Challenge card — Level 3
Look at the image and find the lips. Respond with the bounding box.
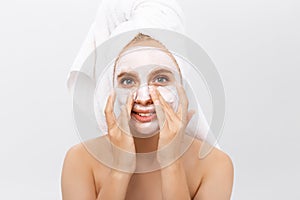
[131,106,156,122]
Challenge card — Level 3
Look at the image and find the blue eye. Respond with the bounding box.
[154,76,168,83]
[120,78,135,86]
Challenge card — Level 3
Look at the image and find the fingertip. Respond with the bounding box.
[187,110,196,121]
[154,100,160,106]
[107,90,116,105]
[111,90,116,99]
[175,83,183,94]
[149,86,159,101]
[191,109,196,115]
[149,85,155,95]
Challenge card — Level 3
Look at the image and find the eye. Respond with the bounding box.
[153,76,169,84]
[120,78,135,87]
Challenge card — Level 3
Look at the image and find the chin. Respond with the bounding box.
[129,119,160,138]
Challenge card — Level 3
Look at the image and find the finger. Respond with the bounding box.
[176,84,188,113]
[187,110,195,124]
[151,87,175,120]
[157,93,178,126]
[149,86,166,128]
[176,84,188,121]
[118,105,131,135]
[149,86,159,105]
[126,91,134,117]
[105,90,117,130]
[157,90,175,117]
[150,86,177,128]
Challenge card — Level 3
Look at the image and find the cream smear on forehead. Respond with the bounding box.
[115,46,178,77]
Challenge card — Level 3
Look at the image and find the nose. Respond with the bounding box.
[134,85,153,105]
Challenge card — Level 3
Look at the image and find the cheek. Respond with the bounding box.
[115,88,132,105]
[157,86,179,111]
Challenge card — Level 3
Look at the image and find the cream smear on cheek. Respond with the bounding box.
[156,85,179,112]
[114,47,181,136]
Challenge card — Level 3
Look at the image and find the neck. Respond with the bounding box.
[133,133,160,170]
[133,133,159,153]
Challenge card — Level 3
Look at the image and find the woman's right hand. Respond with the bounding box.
[104,91,136,174]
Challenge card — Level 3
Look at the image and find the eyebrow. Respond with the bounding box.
[148,68,174,79]
[117,71,139,79]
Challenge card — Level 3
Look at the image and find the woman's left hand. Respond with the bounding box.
[149,84,194,166]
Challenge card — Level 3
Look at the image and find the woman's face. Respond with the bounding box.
[114,47,181,137]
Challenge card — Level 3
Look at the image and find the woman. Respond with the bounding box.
[61,33,234,200]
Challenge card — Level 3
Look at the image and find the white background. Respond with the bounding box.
[0,0,299,199]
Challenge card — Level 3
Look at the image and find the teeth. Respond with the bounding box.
[138,113,152,117]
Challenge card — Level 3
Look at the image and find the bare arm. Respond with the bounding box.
[193,152,234,200]
[96,90,136,199]
[160,160,191,200]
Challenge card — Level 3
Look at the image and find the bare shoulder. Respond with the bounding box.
[198,140,233,172]
[61,142,98,199]
[62,136,111,172]
[63,142,93,167]
[182,135,233,171]
[185,137,234,200]
[61,136,111,200]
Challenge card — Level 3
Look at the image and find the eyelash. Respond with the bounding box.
[153,76,169,84]
[120,78,135,87]
[119,75,170,87]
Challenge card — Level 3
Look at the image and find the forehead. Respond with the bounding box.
[115,47,178,74]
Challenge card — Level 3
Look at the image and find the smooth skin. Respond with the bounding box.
[61,85,234,200]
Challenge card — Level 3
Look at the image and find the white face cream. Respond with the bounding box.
[114,47,181,137]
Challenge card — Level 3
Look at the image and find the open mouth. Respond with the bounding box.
[131,109,157,123]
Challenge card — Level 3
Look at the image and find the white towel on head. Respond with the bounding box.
[67,0,186,94]
[67,0,221,152]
